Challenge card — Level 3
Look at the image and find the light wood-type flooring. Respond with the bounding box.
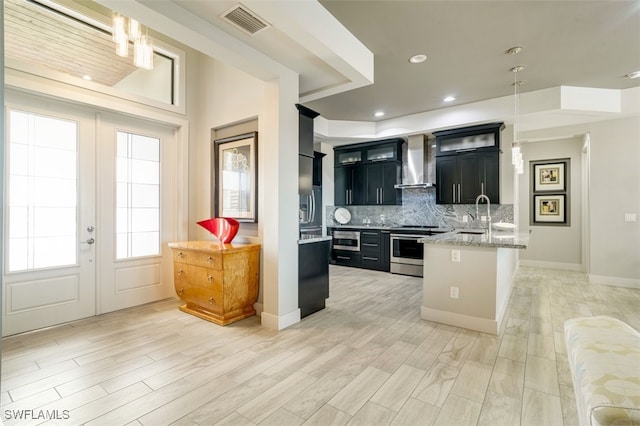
[2,265,640,425]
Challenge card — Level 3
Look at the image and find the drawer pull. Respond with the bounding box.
[209,297,214,304]
[207,256,213,263]
[362,243,378,247]
[336,256,351,260]
[207,275,213,283]
[178,251,184,258]
[179,288,184,295]
[362,256,378,261]
[177,269,184,275]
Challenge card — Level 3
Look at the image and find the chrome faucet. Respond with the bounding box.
[475,194,491,226]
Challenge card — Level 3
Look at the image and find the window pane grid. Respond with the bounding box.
[7,110,78,272]
[116,131,161,259]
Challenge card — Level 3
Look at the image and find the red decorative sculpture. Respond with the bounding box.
[196,217,240,243]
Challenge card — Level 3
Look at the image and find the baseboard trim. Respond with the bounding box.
[261,309,301,330]
[421,307,498,335]
[589,274,640,289]
[519,259,584,272]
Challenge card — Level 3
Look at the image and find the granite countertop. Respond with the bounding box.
[418,229,530,249]
[298,235,332,245]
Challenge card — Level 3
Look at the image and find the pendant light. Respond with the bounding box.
[112,13,154,70]
[511,65,525,175]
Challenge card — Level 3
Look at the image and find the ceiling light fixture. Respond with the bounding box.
[626,71,640,79]
[409,54,427,64]
[374,111,385,117]
[505,46,524,55]
[443,96,456,103]
[112,13,154,70]
[511,65,525,175]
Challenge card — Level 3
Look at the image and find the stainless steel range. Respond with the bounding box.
[389,226,446,277]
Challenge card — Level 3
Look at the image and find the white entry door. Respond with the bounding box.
[96,113,177,314]
[3,94,97,336]
[3,94,179,336]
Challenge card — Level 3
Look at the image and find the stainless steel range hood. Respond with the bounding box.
[394,134,435,189]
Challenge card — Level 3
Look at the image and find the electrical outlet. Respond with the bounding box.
[462,215,469,223]
[625,213,637,222]
[451,249,461,262]
[481,215,487,222]
[450,286,459,299]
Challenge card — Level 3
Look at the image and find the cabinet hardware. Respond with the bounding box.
[380,188,383,203]
[177,269,183,275]
[481,182,484,196]
[361,232,378,236]
[207,275,213,283]
[458,184,461,203]
[336,255,351,260]
[452,184,456,203]
[456,148,478,153]
[179,288,184,295]
[178,251,184,258]
[209,297,214,304]
[207,256,212,263]
[362,256,378,261]
[362,243,378,247]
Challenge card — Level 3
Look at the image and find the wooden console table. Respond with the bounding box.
[168,241,260,326]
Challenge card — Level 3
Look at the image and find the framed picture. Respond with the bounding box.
[213,132,258,222]
[533,194,566,224]
[534,161,565,192]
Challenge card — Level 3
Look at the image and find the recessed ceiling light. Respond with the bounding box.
[443,96,456,103]
[626,71,640,79]
[374,111,385,117]
[409,54,427,64]
[505,46,524,55]
[82,74,92,81]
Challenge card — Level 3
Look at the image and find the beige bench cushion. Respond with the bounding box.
[564,316,640,426]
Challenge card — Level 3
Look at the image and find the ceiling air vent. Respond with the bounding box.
[221,4,270,36]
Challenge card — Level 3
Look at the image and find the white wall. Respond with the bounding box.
[518,137,583,269]
[522,116,640,286]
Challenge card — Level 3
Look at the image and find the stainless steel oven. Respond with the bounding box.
[332,230,360,252]
[390,234,425,277]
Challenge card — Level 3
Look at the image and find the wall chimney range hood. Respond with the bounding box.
[394,135,434,189]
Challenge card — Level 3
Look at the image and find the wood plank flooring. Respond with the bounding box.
[2,265,640,425]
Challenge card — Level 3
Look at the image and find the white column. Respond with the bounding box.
[259,70,301,330]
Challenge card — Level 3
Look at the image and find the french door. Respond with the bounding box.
[3,92,178,336]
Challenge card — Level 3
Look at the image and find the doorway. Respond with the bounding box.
[3,92,179,336]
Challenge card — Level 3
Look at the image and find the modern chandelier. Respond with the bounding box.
[112,13,154,70]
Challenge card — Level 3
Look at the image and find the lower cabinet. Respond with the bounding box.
[299,239,330,318]
[330,228,389,272]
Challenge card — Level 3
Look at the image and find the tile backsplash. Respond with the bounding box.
[326,187,513,228]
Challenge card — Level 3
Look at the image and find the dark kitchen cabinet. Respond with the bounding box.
[334,165,364,206]
[360,230,389,271]
[364,162,402,205]
[313,151,326,186]
[334,139,403,206]
[434,122,504,156]
[299,239,330,318]
[436,152,500,204]
[331,250,361,267]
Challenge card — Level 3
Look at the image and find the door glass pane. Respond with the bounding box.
[7,110,78,272]
[116,131,161,259]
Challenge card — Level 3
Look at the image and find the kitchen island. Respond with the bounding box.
[419,229,529,335]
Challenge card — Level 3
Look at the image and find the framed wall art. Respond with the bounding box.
[533,161,566,192]
[533,194,566,224]
[530,158,570,227]
[213,131,258,222]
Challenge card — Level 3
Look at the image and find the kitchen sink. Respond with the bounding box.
[455,229,486,235]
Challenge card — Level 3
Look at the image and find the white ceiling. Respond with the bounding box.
[7,0,640,139]
[308,0,640,122]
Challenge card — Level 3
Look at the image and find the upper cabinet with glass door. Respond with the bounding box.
[434,122,504,156]
[334,138,403,167]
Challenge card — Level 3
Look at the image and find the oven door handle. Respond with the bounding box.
[390,234,428,240]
